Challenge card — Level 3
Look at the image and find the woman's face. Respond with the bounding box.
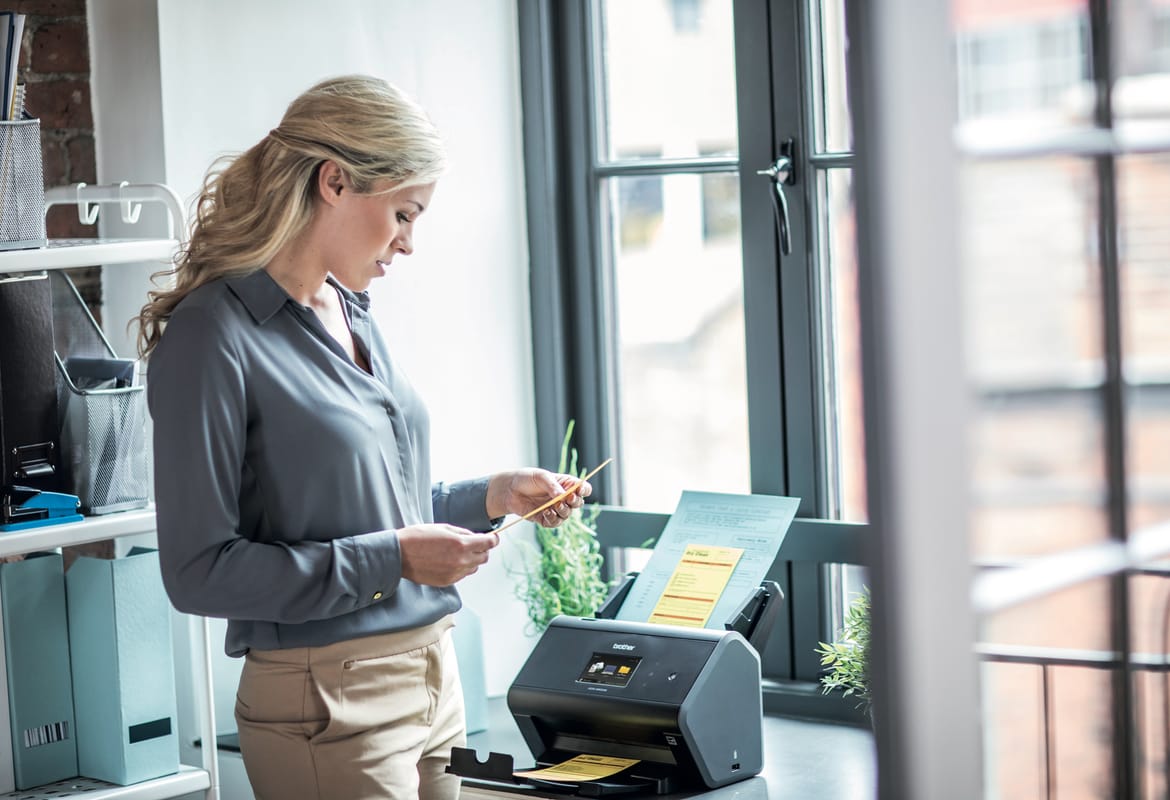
[327,180,437,292]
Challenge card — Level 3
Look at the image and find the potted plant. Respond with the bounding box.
[815,587,872,716]
[512,421,612,634]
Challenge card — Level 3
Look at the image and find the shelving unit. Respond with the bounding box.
[0,184,219,800]
[0,508,156,561]
[0,239,179,274]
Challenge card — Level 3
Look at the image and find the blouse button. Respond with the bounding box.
[372,591,383,601]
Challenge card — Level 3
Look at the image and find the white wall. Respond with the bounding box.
[90,0,544,721]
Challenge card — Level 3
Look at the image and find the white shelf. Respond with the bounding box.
[0,507,156,559]
[0,239,178,273]
[0,764,210,800]
[1,185,218,800]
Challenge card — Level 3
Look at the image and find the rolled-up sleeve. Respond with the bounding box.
[148,305,402,624]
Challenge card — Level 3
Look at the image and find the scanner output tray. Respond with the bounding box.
[447,747,673,796]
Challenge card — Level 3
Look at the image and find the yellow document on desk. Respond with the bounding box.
[514,754,640,782]
[647,544,744,627]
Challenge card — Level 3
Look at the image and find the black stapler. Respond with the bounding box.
[0,485,83,532]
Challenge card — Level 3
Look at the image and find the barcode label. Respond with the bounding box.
[22,720,69,748]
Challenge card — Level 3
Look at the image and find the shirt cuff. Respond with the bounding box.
[432,476,501,532]
[348,528,402,604]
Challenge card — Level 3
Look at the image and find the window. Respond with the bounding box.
[954,1,1170,795]
[518,0,868,714]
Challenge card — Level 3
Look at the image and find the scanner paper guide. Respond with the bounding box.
[615,491,799,628]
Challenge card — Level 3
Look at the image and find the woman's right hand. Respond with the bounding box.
[397,524,500,587]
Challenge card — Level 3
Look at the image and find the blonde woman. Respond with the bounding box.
[140,75,590,800]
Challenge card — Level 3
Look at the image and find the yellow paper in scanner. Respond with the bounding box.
[647,543,744,627]
[514,754,641,781]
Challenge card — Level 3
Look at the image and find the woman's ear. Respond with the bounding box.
[316,160,347,207]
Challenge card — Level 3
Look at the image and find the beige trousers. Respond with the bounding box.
[235,617,467,800]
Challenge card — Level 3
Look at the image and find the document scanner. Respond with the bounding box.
[449,578,782,796]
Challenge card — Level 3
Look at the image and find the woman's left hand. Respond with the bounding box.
[486,468,592,528]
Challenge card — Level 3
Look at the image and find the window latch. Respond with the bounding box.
[755,138,797,256]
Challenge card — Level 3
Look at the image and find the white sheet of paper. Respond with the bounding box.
[615,491,799,628]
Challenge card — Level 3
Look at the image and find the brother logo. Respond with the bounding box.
[612,643,636,651]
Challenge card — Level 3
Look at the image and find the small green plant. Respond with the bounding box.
[815,587,871,715]
[512,421,611,634]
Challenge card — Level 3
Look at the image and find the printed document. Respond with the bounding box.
[616,491,799,628]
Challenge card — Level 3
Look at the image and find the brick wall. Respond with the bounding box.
[12,0,111,561]
[14,0,101,319]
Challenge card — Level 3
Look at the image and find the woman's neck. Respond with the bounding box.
[265,242,329,307]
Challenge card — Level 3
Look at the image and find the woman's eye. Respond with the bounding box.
[396,212,410,224]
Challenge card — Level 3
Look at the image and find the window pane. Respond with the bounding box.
[605,173,750,511]
[953,3,1092,133]
[1120,154,1170,534]
[598,0,738,162]
[980,580,1115,799]
[961,158,1108,557]
[1114,1,1170,135]
[981,659,1115,799]
[1119,150,1170,800]
[1131,571,1170,799]
[982,580,1111,651]
[817,168,865,522]
[811,0,852,153]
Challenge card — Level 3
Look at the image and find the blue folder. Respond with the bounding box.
[1,552,79,789]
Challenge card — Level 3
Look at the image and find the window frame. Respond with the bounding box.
[517,0,869,718]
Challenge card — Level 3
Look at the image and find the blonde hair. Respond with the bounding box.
[136,75,447,358]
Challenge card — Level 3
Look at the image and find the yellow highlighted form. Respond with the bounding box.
[647,544,744,627]
[514,753,641,782]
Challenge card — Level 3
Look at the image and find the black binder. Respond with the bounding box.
[0,272,61,491]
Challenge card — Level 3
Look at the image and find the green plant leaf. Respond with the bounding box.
[510,420,613,635]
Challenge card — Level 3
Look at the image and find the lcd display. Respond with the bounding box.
[577,652,642,687]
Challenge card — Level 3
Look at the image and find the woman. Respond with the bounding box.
[139,75,589,799]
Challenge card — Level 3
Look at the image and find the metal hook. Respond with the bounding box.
[117,181,142,224]
[75,182,99,225]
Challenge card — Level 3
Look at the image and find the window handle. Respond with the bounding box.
[755,139,797,256]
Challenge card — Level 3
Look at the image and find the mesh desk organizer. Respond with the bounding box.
[0,118,47,251]
[51,270,149,514]
[42,183,185,515]
[448,577,783,796]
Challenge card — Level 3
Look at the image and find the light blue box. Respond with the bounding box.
[453,606,488,734]
[0,552,78,789]
[66,547,179,785]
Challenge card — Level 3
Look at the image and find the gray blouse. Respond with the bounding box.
[146,269,495,657]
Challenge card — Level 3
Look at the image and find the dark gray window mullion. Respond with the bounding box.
[769,0,832,682]
[734,0,795,679]
[1088,0,1135,794]
[768,0,819,518]
[552,0,617,501]
[734,0,787,501]
[519,0,573,475]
